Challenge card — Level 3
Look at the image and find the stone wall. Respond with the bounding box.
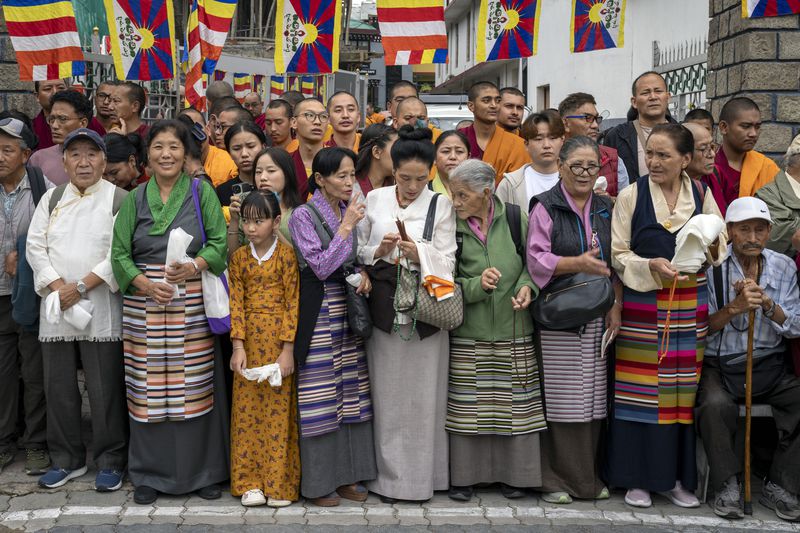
[0,10,38,117]
[707,0,800,160]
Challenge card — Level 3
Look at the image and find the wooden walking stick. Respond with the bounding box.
[744,308,756,515]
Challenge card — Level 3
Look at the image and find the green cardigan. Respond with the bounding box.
[454,198,538,341]
[755,170,800,257]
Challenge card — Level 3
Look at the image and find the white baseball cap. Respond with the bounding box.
[725,196,772,224]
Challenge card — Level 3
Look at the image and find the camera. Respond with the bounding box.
[232,182,254,197]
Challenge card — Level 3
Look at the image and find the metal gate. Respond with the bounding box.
[653,38,708,121]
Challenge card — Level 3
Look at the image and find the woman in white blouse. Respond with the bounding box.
[357,126,457,502]
[26,128,129,491]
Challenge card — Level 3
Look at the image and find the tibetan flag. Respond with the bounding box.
[198,0,235,74]
[570,0,626,53]
[301,76,315,96]
[743,0,800,17]
[185,0,207,110]
[3,0,86,80]
[377,0,448,65]
[234,73,252,102]
[104,0,177,80]
[274,0,342,74]
[253,74,266,99]
[270,75,285,100]
[477,0,540,62]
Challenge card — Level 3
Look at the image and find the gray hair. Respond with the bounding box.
[448,159,496,193]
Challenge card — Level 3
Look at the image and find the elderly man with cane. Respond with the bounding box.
[698,196,800,522]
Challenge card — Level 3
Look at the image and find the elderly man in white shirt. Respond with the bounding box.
[26,128,129,492]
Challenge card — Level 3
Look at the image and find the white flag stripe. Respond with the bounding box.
[394,50,411,64]
[10,32,81,52]
[198,23,227,47]
[378,21,446,38]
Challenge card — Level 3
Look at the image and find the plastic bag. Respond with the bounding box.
[202,269,231,334]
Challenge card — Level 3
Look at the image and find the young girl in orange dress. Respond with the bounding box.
[228,190,300,507]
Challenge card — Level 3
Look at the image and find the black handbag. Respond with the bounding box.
[531,206,614,331]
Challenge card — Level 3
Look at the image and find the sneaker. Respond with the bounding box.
[267,497,292,508]
[448,485,474,502]
[760,481,800,522]
[541,491,573,504]
[624,488,652,508]
[241,489,267,507]
[24,449,50,475]
[596,487,610,500]
[95,469,124,492]
[38,465,88,489]
[659,481,700,508]
[0,451,13,473]
[713,477,743,519]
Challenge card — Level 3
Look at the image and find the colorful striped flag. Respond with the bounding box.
[477,0,540,62]
[377,0,448,65]
[270,75,284,100]
[234,73,252,102]
[104,0,177,80]
[301,76,315,96]
[214,70,227,81]
[570,0,626,53]
[2,0,86,80]
[743,0,800,17]
[198,0,236,74]
[184,0,207,110]
[253,74,267,100]
[274,0,342,73]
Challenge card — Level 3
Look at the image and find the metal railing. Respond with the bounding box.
[653,37,708,121]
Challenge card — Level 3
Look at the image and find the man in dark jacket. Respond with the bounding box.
[602,71,674,183]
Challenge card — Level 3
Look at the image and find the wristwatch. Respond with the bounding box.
[764,298,777,319]
[76,280,87,298]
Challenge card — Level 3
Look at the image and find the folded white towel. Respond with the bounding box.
[672,214,725,273]
[241,363,282,387]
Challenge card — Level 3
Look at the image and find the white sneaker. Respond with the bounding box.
[267,498,292,508]
[625,488,652,508]
[241,489,267,507]
[659,481,700,508]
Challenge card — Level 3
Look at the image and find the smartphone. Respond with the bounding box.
[396,220,410,242]
[232,182,254,196]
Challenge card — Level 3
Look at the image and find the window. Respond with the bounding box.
[537,84,550,109]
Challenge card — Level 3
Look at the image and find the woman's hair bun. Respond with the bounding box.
[397,124,433,142]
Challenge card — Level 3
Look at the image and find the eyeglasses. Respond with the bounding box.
[213,122,235,132]
[47,114,80,125]
[565,114,603,126]
[296,111,330,123]
[568,164,601,176]
[96,92,113,102]
[695,144,715,156]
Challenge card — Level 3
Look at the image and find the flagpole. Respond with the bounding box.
[344,0,352,45]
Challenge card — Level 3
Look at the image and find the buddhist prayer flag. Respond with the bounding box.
[104,0,177,80]
[377,0,448,65]
[2,0,85,80]
[274,0,341,74]
[301,76,315,96]
[477,0,540,62]
[198,0,236,74]
[570,0,626,53]
[214,70,227,81]
[185,0,207,110]
[743,0,800,17]
[233,73,252,101]
[270,75,285,99]
[253,74,267,99]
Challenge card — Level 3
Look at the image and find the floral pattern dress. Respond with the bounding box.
[229,241,301,499]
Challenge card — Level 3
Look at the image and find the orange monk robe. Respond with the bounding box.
[366,113,386,126]
[205,145,239,187]
[322,124,334,142]
[459,124,531,184]
[285,139,300,153]
[739,150,780,197]
[324,132,361,152]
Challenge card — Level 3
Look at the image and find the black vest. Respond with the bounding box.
[531,183,613,273]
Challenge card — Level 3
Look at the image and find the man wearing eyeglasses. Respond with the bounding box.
[683,122,716,185]
[603,71,674,185]
[90,81,119,136]
[29,91,92,186]
[559,92,629,197]
[30,80,68,153]
[214,106,254,150]
[242,92,266,131]
[291,98,329,202]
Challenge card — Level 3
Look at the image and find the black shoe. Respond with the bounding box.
[379,495,399,504]
[500,483,526,499]
[133,485,158,505]
[196,483,221,500]
[448,485,474,502]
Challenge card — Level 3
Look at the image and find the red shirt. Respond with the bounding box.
[255,113,266,130]
[459,125,484,160]
[291,149,310,203]
[31,111,54,152]
[701,149,740,217]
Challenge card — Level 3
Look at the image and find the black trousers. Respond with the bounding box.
[41,340,128,470]
[696,357,800,494]
[0,295,46,454]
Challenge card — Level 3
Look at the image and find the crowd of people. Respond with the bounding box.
[0,70,799,523]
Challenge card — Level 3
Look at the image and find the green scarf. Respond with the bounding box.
[147,173,191,236]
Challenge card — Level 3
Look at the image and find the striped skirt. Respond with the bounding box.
[539,318,607,423]
[614,273,707,425]
[446,335,546,436]
[123,265,215,423]
[297,281,372,438]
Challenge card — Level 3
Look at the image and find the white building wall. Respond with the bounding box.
[527,0,708,119]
